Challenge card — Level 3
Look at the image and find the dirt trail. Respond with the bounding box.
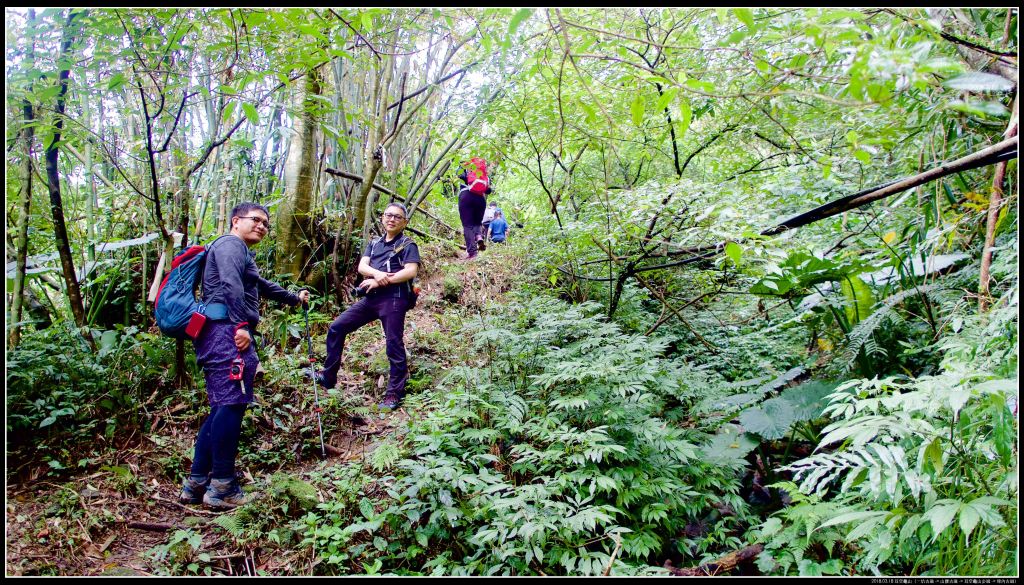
[6,239,524,576]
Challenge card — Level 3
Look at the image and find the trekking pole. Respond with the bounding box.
[302,302,327,458]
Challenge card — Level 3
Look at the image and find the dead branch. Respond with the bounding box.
[664,544,764,576]
[126,521,186,532]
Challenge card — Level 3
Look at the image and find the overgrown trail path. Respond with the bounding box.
[6,241,525,576]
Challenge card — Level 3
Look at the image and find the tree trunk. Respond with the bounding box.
[9,10,39,349]
[979,93,1018,312]
[83,67,97,263]
[352,54,394,242]
[44,9,87,328]
[275,66,322,280]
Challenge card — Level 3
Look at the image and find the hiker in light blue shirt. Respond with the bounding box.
[487,210,509,243]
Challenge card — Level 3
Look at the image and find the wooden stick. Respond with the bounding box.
[126,521,185,532]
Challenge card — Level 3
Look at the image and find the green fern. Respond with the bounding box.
[773,299,1018,575]
[369,439,403,472]
[212,514,243,538]
[837,283,940,372]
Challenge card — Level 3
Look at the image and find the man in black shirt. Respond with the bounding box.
[313,203,420,411]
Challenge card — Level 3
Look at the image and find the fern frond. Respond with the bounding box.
[839,283,943,372]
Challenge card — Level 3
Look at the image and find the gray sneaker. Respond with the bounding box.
[179,476,209,505]
[203,477,246,510]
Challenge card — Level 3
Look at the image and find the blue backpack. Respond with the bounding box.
[154,237,229,339]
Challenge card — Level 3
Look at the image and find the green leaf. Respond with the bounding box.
[958,504,980,545]
[943,72,1014,92]
[655,87,678,112]
[107,73,126,91]
[98,330,118,356]
[508,8,532,36]
[241,103,259,125]
[780,381,837,422]
[700,424,758,467]
[630,96,644,127]
[222,101,236,123]
[819,509,887,530]
[580,102,597,124]
[925,500,959,539]
[359,497,375,520]
[685,78,716,93]
[740,398,796,440]
[733,8,755,29]
[840,275,874,324]
[917,57,964,75]
[725,242,742,265]
[947,99,1010,118]
[818,9,866,23]
[677,100,692,139]
[923,437,943,474]
[360,11,373,31]
[722,29,748,46]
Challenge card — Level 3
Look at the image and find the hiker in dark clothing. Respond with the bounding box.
[310,203,420,411]
[457,168,492,260]
[180,202,310,510]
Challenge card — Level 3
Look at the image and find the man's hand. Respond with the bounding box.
[359,278,379,292]
[235,328,252,352]
[373,272,393,287]
[298,289,310,305]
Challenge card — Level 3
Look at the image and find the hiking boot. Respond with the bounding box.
[477,238,486,252]
[179,475,209,505]
[203,478,247,510]
[377,393,403,412]
[302,369,333,389]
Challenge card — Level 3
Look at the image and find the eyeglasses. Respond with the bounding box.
[241,216,271,229]
[383,212,406,221]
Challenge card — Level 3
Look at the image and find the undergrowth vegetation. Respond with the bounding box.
[299,296,752,575]
[6,7,1017,578]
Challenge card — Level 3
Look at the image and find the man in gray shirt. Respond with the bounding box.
[180,202,309,509]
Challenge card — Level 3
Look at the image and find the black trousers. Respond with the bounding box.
[321,294,410,397]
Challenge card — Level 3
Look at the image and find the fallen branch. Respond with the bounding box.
[664,544,764,576]
[635,274,719,353]
[150,493,220,516]
[762,136,1018,236]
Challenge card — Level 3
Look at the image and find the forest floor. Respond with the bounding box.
[6,238,525,576]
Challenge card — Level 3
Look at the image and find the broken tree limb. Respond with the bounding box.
[324,166,461,235]
[762,135,1019,236]
[664,544,764,576]
[405,225,466,250]
[561,136,1018,285]
[635,274,719,352]
[324,167,396,196]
